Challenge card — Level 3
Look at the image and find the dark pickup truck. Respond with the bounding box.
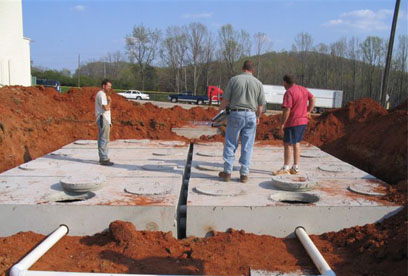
[168,91,208,105]
[168,86,223,105]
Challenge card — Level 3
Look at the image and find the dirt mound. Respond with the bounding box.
[308,99,407,184]
[314,206,408,276]
[1,212,406,276]
[0,87,407,276]
[0,86,218,173]
[391,98,408,112]
[257,98,407,185]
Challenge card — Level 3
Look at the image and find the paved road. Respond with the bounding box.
[131,99,282,115]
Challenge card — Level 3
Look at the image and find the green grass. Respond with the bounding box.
[60,86,173,102]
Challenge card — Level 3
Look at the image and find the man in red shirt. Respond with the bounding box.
[273,75,316,175]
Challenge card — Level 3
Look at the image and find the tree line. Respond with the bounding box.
[32,23,407,108]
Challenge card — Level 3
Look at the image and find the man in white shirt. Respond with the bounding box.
[95,79,114,166]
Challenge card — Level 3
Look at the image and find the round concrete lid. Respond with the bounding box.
[19,161,58,171]
[73,140,97,145]
[193,182,245,196]
[141,164,177,171]
[159,141,186,146]
[348,180,388,196]
[60,175,105,193]
[49,153,71,157]
[300,150,326,158]
[196,142,224,147]
[124,182,173,195]
[123,139,150,144]
[43,191,95,203]
[318,164,354,173]
[196,151,222,157]
[196,164,239,171]
[196,164,222,171]
[272,174,318,191]
[152,150,183,156]
[269,191,319,204]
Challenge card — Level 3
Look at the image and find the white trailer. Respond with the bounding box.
[263,85,343,113]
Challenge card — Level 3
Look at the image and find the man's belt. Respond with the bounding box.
[229,108,254,112]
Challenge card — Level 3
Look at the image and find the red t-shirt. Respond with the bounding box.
[282,84,314,128]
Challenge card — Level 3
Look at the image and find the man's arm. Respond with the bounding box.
[102,95,111,111]
[280,107,290,131]
[256,105,263,125]
[219,97,229,111]
[307,96,316,118]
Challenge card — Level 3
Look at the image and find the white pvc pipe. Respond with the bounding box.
[295,227,336,276]
[10,225,69,276]
[26,272,182,276]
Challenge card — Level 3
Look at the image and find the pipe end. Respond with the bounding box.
[10,264,25,276]
[59,224,69,235]
[322,271,336,276]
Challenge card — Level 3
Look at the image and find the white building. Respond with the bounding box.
[0,0,31,86]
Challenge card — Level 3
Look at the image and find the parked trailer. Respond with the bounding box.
[263,85,343,113]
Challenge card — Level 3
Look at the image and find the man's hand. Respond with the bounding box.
[280,124,285,132]
[256,118,260,125]
[307,112,312,119]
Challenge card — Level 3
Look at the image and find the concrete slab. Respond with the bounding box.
[186,143,401,238]
[0,140,188,236]
[172,126,221,139]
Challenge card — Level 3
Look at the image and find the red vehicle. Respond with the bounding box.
[207,85,223,104]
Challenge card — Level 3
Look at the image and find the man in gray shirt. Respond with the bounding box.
[218,60,265,183]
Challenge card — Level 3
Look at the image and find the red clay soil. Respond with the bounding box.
[0,86,407,276]
[0,86,218,173]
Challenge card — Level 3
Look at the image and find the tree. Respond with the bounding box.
[360,36,385,98]
[315,43,329,88]
[330,37,347,91]
[126,24,161,90]
[160,26,187,93]
[218,24,250,77]
[186,23,209,95]
[253,32,272,79]
[394,35,408,103]
[292,32,313,85]
[346,37,361,100]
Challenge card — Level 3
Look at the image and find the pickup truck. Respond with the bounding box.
[36,79,62,93]
[168,86,223,105]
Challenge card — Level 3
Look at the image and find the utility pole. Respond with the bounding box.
[103,59,106,78]
[77,54,81,87]
[380,0,401,108]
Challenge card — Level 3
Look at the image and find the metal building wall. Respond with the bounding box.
[0,0,31,86]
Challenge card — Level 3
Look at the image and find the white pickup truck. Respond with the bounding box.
[118,90,150,100]
[263,85,343,113]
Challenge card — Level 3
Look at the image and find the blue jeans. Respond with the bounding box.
[223,111,257,175]
[97,116,110,161]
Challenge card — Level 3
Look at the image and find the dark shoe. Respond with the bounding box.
[100,159,114,166]
[218,171,231,182]
[240,175,248,183]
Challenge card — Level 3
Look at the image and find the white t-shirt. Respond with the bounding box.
[95,90,111,124]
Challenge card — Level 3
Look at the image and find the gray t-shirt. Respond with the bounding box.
[224,72,265,112]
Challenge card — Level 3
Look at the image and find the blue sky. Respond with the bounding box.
[22,0,407,72]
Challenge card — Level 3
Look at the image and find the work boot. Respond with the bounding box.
[240,175,248,183]
[100,159,114,166]
[272,167,290,176]
[218,171,231,182]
